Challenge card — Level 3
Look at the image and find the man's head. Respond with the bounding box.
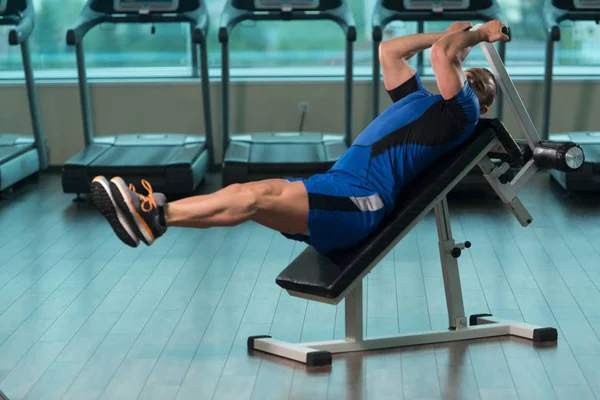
[465,67,498,115]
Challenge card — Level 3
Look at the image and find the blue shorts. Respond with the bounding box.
[282,173,387,255]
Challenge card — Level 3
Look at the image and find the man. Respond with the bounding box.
[90,20,509,255]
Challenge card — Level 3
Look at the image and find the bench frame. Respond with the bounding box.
[249,25,559,367]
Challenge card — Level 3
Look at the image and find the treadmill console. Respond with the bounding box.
[574,0,600,8]
[0,0,7,14]
[254,0,319,10]
[403,0,470,11]
[113,0,179,13]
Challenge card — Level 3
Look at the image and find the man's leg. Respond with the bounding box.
[164,179,309,234]
[91,176,309,247]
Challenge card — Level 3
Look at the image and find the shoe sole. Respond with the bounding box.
[91,177,139,248]
[110,177,156,246]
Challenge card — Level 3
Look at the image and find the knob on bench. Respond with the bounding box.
[452,241,471,258]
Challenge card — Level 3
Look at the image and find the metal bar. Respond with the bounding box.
[480,157,538,203]
[507,158,539,196]
[472,24,541,150]
[496,40,506,120]
[477,155,500,175]
[434,197,452,241]
[251,316,551,365]
[221,39,230,162]
[417,20,424,75]
[75,42,94,146]
[252,318,549,363]
[373,40,381,120]
[506,197,533,227]
[344,37,353,146]
[304,323,516,353]
[198,40,214,168]
[20,38,47,169]
[191,25,199,78]
[344,283,364,342]
[471,316,543,340]
[478,156,536,227]
[497,159,537,202]
[253,338,315,363]
[434,197,467,330]
[542,35,554,140]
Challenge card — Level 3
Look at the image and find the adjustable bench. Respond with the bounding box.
[248,25,586,367]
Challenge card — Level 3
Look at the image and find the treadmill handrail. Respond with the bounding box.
[218,0,356,43]
[0,0,48,170]
[67,0,209,46]
[542,0,600,139]
[0,0,35,45]
[543,0,600,40]
[192,0,209,44]
[372,0,503,39]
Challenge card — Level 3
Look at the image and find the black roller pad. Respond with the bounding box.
[306,351,332,367]
[534,141,584,172]
[247,335,272,351]
[533,328,558,342]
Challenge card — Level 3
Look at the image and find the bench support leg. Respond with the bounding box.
[434,197,467,330]
[344,284,364,342]
[248,197,558,367]
[249,317,557,367]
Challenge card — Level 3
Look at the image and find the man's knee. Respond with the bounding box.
[248,182,275,196]
[222,182,275,215]
[223,180,289,214]
[225,181,274,194]
[224,183,244,193]
[245,182,278,212]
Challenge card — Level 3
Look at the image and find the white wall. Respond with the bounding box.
[1,78,599,165]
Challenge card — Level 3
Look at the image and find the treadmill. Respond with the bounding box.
[543,0,599,193]
[61,0,214,198]
[219,0,355,186]
[0,0,48,192]
[371,0,508,195]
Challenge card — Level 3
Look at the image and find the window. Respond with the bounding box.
[0,0,598,79]
[1,0,194,78]
[207,0,369,77]
[0,0,83,78]
[36,0,193,78]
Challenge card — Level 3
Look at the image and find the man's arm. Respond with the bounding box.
[379,32,445,91]
[430,20,509,100]
[379,22,473,92]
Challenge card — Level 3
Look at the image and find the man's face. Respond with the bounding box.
[465,68,496,114]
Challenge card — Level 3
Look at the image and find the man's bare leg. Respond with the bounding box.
[91,176,309,247]
[164,179,309,235]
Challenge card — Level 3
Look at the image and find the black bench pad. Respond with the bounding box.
[276,118,504,300]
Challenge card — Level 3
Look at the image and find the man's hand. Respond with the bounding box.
[430,20,504,101]
[445,21,473,33]
[379,30,451,91]
[479,20,510,43]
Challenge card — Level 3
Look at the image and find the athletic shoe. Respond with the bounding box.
[109,177,167,246]
[90,176,140,247]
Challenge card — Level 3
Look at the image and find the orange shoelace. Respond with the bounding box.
[128,179,157,212]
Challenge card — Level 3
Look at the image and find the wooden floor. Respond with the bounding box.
[0,172,599,400]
